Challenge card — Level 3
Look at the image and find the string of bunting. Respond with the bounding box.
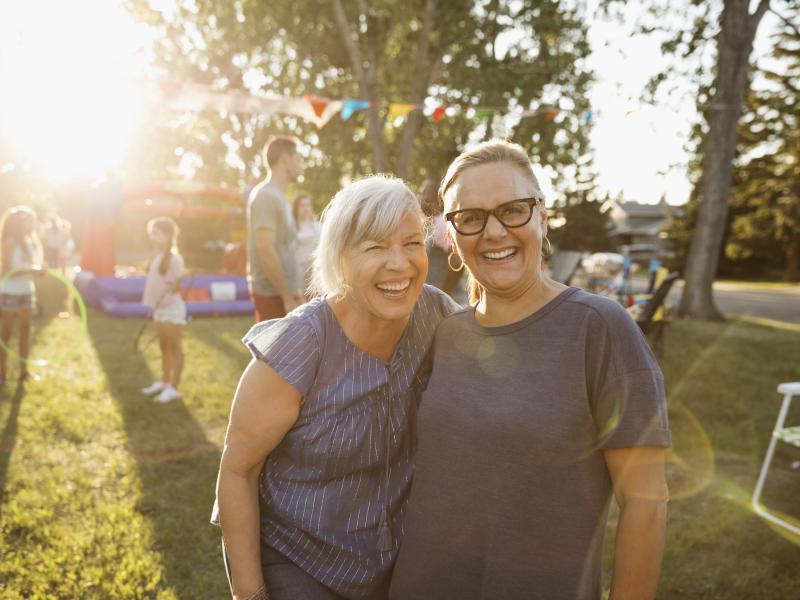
[154,80,595,129]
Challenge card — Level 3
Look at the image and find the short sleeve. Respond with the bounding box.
[242,316,320,398]
[589,300,671,449]
[250,188,281,231]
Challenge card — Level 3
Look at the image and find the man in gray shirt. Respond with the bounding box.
[247,136,304,321]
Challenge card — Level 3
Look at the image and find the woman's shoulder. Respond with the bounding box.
[417,284,463,319]
[242,297,326,355]
[561,287,636,330]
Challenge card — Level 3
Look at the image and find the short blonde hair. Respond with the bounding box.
[439,140,546,305]
[309,175,424,299]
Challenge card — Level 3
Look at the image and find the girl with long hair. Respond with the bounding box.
[0,206,44,384]
[140,217,186,403]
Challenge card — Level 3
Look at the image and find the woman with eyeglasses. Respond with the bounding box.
[390,140,671,600]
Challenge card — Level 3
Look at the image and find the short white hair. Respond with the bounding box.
[309,175,424,299]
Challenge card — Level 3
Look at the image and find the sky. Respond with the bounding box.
[585,1,782,205]
[0,0,784,205]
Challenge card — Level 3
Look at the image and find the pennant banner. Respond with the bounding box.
[153,79,595,131]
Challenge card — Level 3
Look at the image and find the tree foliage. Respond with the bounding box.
[664,5,800,282]
[727,17,800,281]
[125,0,595,204]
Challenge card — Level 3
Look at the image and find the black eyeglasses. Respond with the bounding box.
[445,197,543,236]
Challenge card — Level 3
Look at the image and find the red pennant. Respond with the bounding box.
[544,109,560,121]
[307,96,329,118]
[433,106,446,123]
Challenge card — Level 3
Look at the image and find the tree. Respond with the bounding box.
[678,0,773,319]
[126,0,595,203]
[548,166,614,253]
[727,15,800,282]
[661,3,800,283]
[632,0,799,318]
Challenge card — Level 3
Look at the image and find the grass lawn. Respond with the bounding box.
[1,281,799,598]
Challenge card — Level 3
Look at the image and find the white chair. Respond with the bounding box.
[752,382,800,536]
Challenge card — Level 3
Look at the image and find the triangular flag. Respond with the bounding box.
[388,103,416,122]
[284,96,343,128]
[544,109,560,121]
[432,106,446,123]
[474,108,493,119]
[583,110,593,124]
[342,98,371,120]
[306,96,329,118]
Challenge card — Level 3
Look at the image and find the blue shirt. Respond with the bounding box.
[242,285,458,598]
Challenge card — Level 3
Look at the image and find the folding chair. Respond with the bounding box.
[636,271,679,355]
[751,381,800,536]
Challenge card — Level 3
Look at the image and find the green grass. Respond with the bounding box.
[1,283,799,598]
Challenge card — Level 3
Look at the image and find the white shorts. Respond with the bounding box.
[153,299,187,326]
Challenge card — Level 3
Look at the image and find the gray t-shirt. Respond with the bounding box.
[390,287,670,600]
[247,182,298,296]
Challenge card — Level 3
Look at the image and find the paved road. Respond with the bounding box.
[671,281,800,324]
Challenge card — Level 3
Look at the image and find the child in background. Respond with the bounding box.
[0,206,45,384]
[292,193,321,298]
[140,217,186,403]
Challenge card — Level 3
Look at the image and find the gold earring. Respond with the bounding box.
[447,252,464,272]
[542,236,552,258]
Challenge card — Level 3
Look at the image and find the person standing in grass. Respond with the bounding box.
[140,217,186,404]
[247,135,305,322]
[390,141,671,600]
[292,193,321,299]
[0,206,45,384]
[215,176,458,600]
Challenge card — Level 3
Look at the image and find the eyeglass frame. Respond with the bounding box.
[444,196,545,236]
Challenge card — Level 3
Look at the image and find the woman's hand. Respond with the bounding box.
[218,359,302,598]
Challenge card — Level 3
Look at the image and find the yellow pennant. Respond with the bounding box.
[388,102,416,122]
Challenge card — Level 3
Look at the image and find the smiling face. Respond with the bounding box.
[340,211,428,323]
[445,161,547,300]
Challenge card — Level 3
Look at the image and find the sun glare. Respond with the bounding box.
[0,1,152,181]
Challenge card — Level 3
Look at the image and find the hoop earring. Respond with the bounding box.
[447,252,464,272]
[542,236,552,258]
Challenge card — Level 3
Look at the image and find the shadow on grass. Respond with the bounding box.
[188,316,251,365]
[0,382,25,515]
[87,313,228,599]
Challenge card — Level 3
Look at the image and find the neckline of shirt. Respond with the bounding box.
[322,294,419,368]
[465,286,580,336]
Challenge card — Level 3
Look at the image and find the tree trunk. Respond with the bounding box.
[785,230,800,282]
[331,0,388,172]
[396,0,438,180]
[678,0,771,320]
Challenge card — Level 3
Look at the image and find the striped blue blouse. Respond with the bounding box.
[243,285,458,598]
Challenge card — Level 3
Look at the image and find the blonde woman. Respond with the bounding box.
[391,141,671,600]
[216,176,458,600]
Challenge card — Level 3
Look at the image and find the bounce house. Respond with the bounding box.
[75,179,254,318]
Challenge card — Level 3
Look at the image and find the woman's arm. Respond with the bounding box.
[217,358,302,599]
[604,446,669,600]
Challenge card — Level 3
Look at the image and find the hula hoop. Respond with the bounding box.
[0,268,88,367]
